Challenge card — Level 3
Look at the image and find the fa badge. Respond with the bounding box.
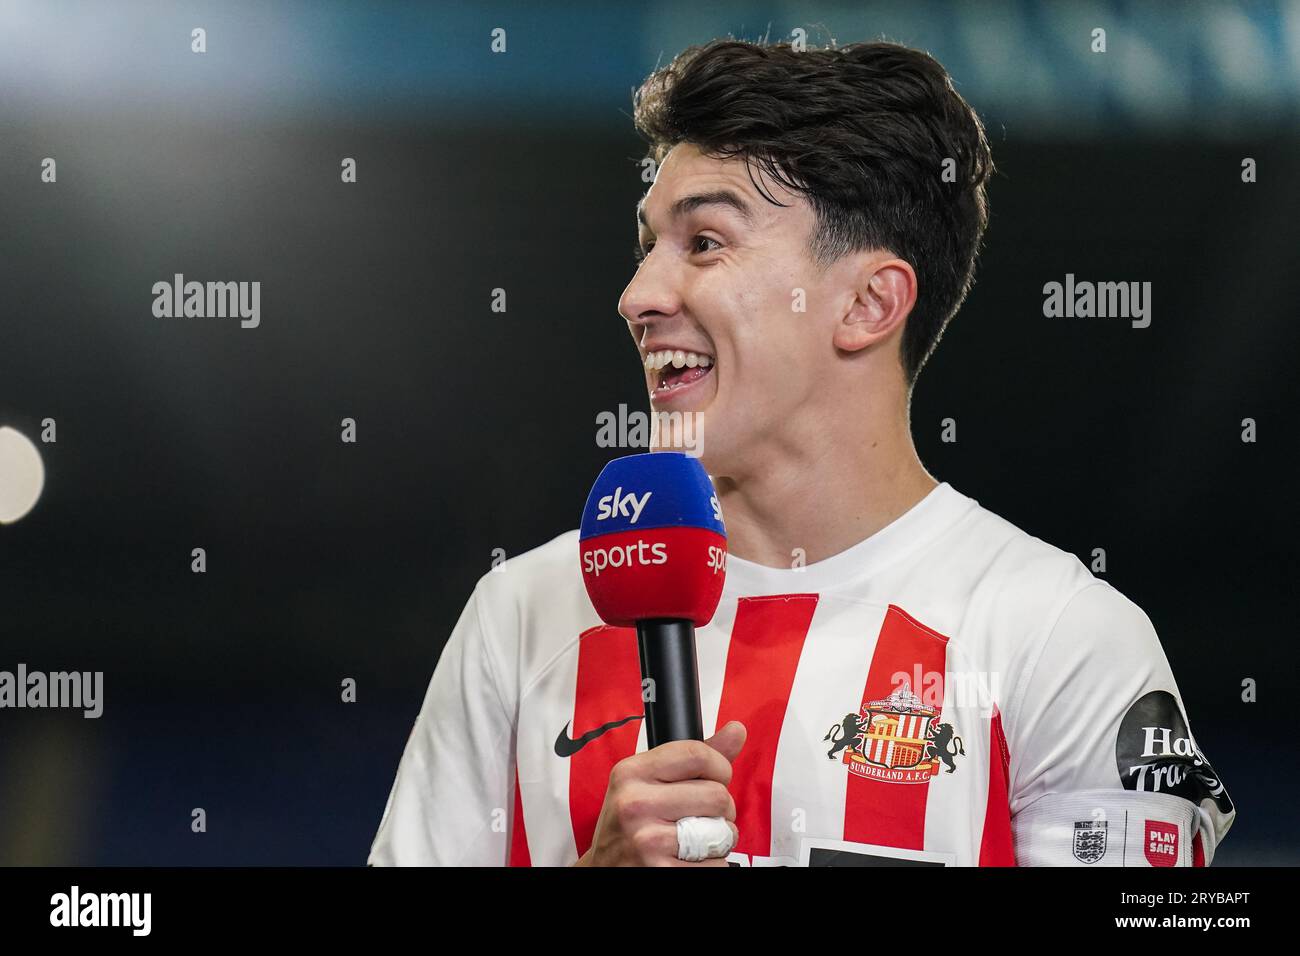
[1072,819,1108,864]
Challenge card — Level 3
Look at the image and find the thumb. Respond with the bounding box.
[704,720,747,763]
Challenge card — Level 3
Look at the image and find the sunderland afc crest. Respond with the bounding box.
[823,680,964,784]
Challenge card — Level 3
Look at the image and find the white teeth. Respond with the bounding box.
[643,349,713,371]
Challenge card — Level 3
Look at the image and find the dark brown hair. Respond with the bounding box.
[633,38,994,383]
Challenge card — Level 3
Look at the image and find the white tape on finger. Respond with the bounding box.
[676,815,735,862]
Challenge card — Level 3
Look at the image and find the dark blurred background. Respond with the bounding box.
[0,0,1296,865]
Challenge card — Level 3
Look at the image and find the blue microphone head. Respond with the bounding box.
[579,451,725,540]
[578,452,727,626]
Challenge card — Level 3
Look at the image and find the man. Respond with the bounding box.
[369,38,1234,866]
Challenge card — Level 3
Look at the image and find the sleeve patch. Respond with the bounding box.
[1115,690,1233,816]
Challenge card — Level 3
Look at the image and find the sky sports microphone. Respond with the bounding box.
[579,452,727,748]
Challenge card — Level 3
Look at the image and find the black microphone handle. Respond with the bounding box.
[635,618,704,748]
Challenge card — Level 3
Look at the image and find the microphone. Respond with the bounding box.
[579,452,727,747]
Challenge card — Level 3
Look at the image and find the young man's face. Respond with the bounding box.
[618,143,842,476]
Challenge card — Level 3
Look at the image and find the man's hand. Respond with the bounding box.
[574,720,746,867]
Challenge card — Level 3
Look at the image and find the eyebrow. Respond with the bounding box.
[636,189,756,231]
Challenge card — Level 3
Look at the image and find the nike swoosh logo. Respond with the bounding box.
[554,714,643,758]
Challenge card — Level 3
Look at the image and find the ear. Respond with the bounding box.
[832,258,917,354]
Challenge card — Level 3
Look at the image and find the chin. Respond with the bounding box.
[646,404,710,459]
[694,437,736,480]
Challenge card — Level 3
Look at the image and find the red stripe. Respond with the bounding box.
[843,604,949,850]
[714,595,818,858]
[568,624,643,858]
[978,707,1015,866]
[1192,831,1205,867]
[508,766,531,867]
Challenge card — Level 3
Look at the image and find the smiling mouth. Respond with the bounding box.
[644,349,714,399]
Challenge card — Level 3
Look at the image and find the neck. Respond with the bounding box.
[713,393,936,570]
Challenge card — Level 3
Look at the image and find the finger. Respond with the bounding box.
[628,823,683,864]
[704,720,747,763]
[646,738,735,785]
[665,816,738,868]
[644,780,735,822]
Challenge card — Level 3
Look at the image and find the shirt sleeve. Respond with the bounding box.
[1005,582,1235,866]
[367,578,518,866]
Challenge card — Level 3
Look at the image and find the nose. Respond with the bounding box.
[618,250,681,338]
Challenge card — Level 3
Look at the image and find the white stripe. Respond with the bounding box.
[697,596,740,741]
[766,597,887,862]
[516,643,581,866]
[921,638,993,865]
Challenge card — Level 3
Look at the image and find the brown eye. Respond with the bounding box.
[693,236,721,254]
